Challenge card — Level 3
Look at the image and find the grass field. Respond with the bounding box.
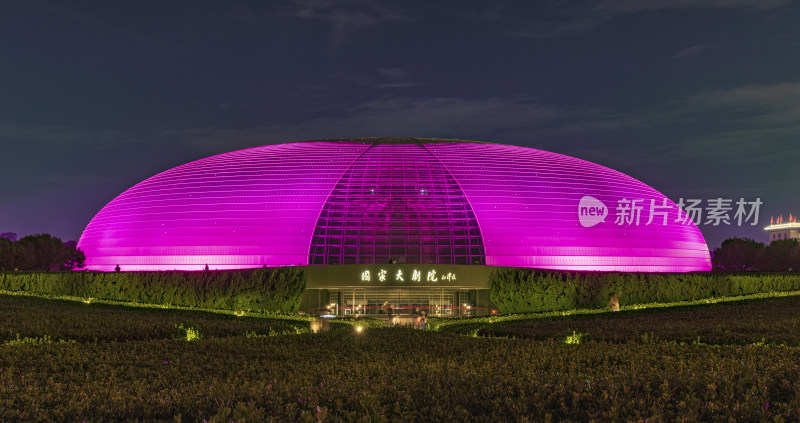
[2,293,800,421]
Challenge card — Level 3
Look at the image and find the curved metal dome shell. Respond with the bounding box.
[78,138,711,272]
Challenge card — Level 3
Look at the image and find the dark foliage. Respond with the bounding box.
[2,294,800,421]
[0,267,306,313]
[0,239,14,271]
[480,295,800,345]
[712,237,764,271]
[791,245,800,271]
[0,295,306,343]
[712,237,800,272]
[0,234,85,271]
[489,268,800,313]
[754,239,800,272]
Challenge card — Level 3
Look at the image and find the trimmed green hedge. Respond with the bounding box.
[0,268,305,313]
[489,269,800,314]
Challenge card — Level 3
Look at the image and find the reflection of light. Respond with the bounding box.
[765,223,800,230]
[564,331,584,345]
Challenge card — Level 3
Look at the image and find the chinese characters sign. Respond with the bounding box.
[360,268,457,283]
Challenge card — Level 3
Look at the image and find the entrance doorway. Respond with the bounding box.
[331,287,477,317]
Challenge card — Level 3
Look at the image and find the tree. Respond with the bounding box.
[6,234,86,271]
[789,245,800,272]
[712,238,764,271]
[0,237,15,270]
[753,239,799,272]
[0,232,18,242]
[64,248,86,270]
[16,234,66,270]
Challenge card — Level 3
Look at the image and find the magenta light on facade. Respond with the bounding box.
[78,138,711,272]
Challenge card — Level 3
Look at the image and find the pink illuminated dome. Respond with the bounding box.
[78,138,711,272]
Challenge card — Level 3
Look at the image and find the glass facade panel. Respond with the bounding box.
[309,143,486,265]
[328,288,477,317]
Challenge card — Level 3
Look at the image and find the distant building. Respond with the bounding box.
[765,215,800,242]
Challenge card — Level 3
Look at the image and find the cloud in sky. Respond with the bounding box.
[550,81,800,133]
[506,0,790,38]
[7,79,790,172]
[285,0,791,44]
[680,125,800,164]
[165,79,800,172]
[0,121,136,148]
[689,82,800,123]
[35,0,179,51]
[168,96,564,152]
[326,68,418,90]
[672,43,713,58]
[291,0,407,53]
[674,82,800,165]
[376,68,416,89]
[553,81,800,173]
[0,121,180,201]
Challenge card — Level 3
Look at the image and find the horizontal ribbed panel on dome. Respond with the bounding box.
[78,138,711,272]
[425,143,710,272]
[78,142,369,271]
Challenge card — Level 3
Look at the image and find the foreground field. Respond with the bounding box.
[440,295,800,345]
[2,294,800,421]
[0,294,309,344]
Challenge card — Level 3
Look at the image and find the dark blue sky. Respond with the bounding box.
[1,0,799,249]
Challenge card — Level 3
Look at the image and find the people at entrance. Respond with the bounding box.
[413,311,427,330]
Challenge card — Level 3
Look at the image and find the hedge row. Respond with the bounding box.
[489,269,800,314]
[0,268,305,313]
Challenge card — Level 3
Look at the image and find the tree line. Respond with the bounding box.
[712,238,800,272]
[1,231,795,273]
[0,233,85,271]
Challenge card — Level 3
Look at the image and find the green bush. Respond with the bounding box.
[0,268,305,313]
[479,295,800,345]
[490,269,800,313]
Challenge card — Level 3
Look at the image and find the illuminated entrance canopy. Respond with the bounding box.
[301,264,491,317]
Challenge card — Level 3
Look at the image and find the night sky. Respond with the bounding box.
[2,0,799,250]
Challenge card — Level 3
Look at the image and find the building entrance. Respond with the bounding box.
[323,287,479,317]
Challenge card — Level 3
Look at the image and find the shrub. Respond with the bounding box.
[489,268,800,314]
[0,267,305,313]
[712,238,764,271]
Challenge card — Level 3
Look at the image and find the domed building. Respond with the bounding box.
[78,138,710,315]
